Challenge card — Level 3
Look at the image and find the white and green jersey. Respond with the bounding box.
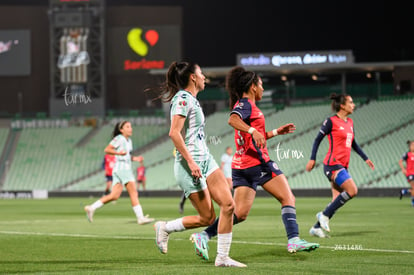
[110,134,133,171]
[170,90,209,161]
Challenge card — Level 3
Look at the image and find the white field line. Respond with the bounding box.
[0,230,413,254]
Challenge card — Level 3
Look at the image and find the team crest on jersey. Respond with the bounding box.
[179,100,187,106]
[272,162,279,170]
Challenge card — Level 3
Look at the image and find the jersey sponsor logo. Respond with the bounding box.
[339,126,344,130]
[258,112,263,117]
[346,133,353,148]
[235,102,244,109]
[180,93,187,99]
[235,148,245,155]
[260,172,267,178]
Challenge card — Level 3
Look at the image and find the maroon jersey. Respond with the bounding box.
[311,115,368,170]
[322,115,354,168]
[136,166,146,181]
[104,154,116,176]
[231,98,270,169]
[402,152,414,176]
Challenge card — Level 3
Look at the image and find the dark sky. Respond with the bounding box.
[5,0,414,67]
[176,0,413,67]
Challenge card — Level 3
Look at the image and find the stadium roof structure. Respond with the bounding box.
[149,60,414,79]
[150,50,414,80]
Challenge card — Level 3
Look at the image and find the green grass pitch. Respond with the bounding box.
[0,196,413,274]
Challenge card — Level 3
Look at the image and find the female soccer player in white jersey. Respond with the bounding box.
[153,61,245,267]
[84,121,154,225]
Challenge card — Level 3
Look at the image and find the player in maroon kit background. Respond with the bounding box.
[103,154,116,195]
[398,140,414,206]
[306,93,375,238]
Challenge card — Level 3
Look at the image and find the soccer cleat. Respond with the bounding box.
[154,221,169,254]
[309,226,329,238]
[138,214,155,225]
[399,189,404,200]
[287,237,319,253]
[316,211,330,232]
[189,232,209,261]
[84,205,94,223]
[215,256,247,267]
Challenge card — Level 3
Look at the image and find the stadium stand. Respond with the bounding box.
[1,96,413,192]
[0,128,9,156]
[2,117,169,191]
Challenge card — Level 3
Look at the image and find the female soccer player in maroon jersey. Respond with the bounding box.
[306,93,375,238]
[398,140,414,206]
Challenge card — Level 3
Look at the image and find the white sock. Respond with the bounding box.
[217,232,232,258]
[132,204,144,219]
[91,200,103,210]
[165,218,185,233]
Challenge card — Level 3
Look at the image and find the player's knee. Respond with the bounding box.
[199,213,216,226]
[279,193,296,206]
[347,185,358,197]
[236,213,247,222]
[109,193,120,200]
[219,199,235,216]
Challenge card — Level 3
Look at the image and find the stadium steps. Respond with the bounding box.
[75,124,103,147]
[2,127,93,191]
[10,97,412,191]
[356,121,414,188]
[58,119,170,191]
[0,128,17,190]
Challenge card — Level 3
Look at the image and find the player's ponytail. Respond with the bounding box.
[149,60,198,103]
[330,92,349,112]
[226,66,259,110]
[112,120,128,138]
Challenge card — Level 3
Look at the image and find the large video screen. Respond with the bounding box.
[107,25,181,74]
[0,29,31,76]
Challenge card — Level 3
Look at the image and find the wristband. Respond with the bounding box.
[272,129,278,136]
[248,127,256,134]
